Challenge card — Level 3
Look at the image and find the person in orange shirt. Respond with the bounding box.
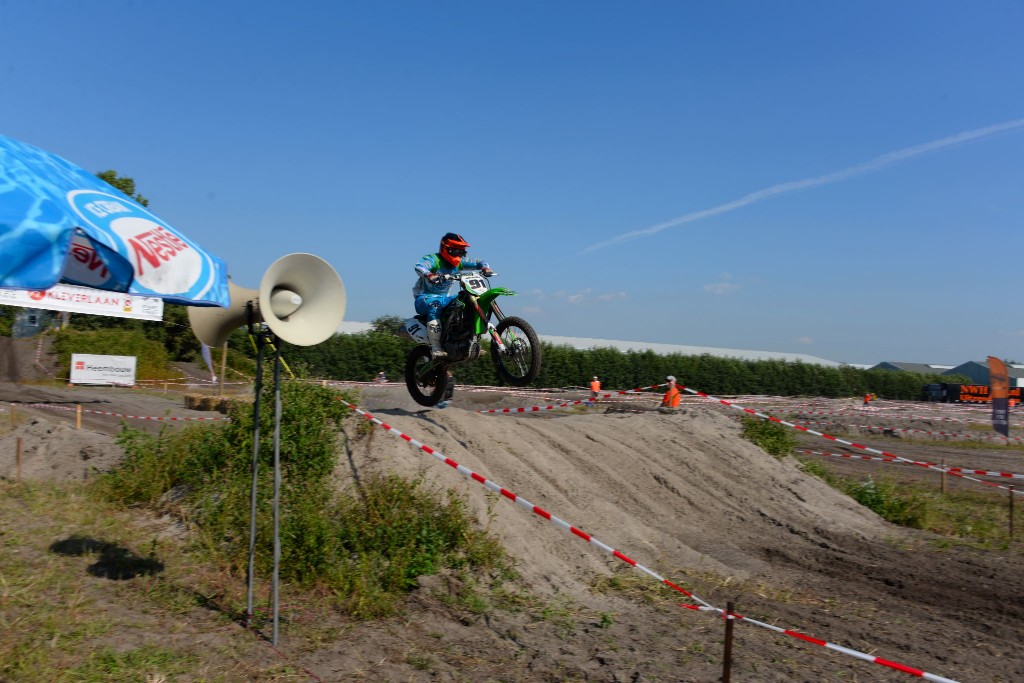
[662,375,682,408]
[589,376,601,401]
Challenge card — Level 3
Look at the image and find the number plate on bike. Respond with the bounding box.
[463,276,487,294]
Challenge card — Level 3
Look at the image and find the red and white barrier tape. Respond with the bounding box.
[336,398,708,604]
[853,423,1024,443]
[796,450,1024,481]
[468,383,1020,493]
[34,336,58,378]
[24,403,230,422]
[679,604,958,682]
[797,419,1024,443]
[476,384,665,414]
[797,449,898,464]
[673,385,1024,497]
[334,395,961,683]
[793,408,1023,428]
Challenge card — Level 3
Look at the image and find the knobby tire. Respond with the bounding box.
[405,345,448,406]
[491,315,541,387]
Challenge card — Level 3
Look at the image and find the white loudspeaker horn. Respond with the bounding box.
[188,253,346,348]
[258,253,346,346]
[188,281,259,348]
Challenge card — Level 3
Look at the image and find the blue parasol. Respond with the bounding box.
[0,134,229,307]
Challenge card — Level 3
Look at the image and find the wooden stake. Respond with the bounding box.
[722,600,735,683]
[940,458,946,495]
[1010,485,1015,541]
[75,404,82,430]
[16,436,22,480]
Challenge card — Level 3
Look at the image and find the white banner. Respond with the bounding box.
[70,354,137,386]
[0,283,163,321]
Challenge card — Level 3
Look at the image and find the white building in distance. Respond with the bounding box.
[337,321,848,367]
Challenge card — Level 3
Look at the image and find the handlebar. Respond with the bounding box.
[437,270,497,282]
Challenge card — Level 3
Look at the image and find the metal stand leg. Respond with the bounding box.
[271,342,283,646]
[246,334,266,628]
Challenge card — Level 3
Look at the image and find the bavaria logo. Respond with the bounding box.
[66,190,217,300]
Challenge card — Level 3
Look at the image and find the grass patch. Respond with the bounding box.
[844,476,928,528]
[797,458,1024,549]
[65,645,194,682]
[740,416,797,457]
[0,481,277,682]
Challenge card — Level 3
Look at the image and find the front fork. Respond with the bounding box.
[469,296,508,353]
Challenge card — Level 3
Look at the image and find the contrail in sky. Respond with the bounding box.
[581,117,1024,253]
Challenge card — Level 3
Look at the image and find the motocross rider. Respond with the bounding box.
[414,232,493,359]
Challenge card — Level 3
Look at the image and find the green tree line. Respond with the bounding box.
[281,317,960,400]
[5,306,962,400]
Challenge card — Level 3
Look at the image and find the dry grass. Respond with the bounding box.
[0,480,299,682]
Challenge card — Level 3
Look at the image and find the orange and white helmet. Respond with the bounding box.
[439,232,470,267]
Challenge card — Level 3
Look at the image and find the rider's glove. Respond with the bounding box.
[427,273,443,284]
[481,268,494,278]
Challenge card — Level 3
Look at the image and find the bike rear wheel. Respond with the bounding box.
[405,346,448,406]
[490,315,541,386]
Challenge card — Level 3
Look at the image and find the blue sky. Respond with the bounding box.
[2,1,1022,366]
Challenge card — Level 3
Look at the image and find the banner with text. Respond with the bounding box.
[988,356,1010,437]
[70,354,137,386]
[0,283,163,321]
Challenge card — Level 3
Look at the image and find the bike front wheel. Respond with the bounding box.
[405,346,448,406]
[490,315,541,387]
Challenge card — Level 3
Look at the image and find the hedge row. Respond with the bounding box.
[280,329,958,400]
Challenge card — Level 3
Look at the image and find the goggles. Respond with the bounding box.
[445,247,467,257]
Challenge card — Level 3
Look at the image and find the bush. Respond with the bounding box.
[52,328,174,381]
[740,416,797,457]
[333,474,509,618]
[844,476,926,528]
[93,376,510,619]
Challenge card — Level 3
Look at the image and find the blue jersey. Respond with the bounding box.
[412,252,490,297]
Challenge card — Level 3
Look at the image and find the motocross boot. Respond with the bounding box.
[427,319,447,359]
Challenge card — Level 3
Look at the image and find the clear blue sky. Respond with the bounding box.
[3,1,1022,366]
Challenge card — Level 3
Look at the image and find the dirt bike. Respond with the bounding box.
[398,270,542,407]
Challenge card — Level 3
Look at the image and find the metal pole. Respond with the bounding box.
[219,341,228,397]
[722,600,735,682]
[246,335,265,629]
[272,340,283,646]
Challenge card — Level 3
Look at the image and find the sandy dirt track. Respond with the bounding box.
[1,377,1022,682]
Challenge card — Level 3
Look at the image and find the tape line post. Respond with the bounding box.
[689,605,959,683]
[335,395,962,683]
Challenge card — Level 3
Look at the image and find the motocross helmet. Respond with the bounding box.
[439,232,470,268]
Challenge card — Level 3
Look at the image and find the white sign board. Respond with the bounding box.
[70,354,137,386]
[0,283,163,321]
